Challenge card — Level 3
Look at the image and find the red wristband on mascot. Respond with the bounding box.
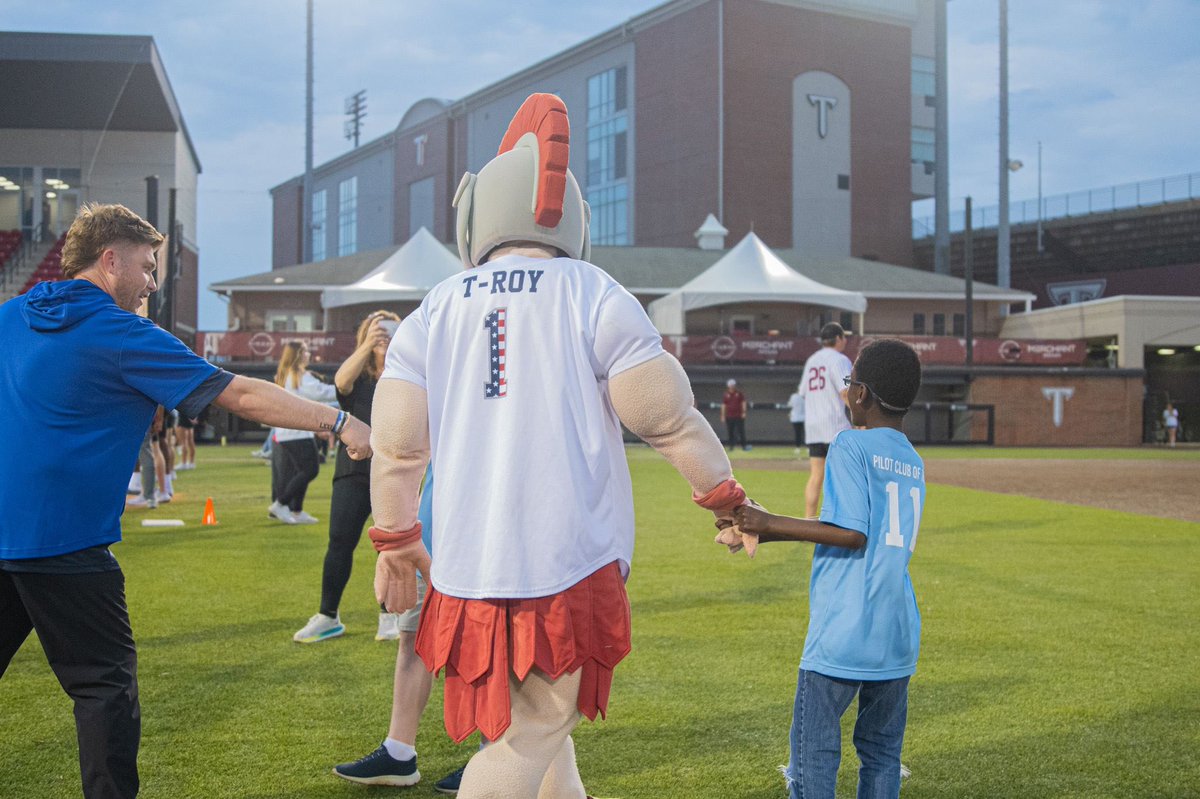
[692,479,747,513]
[369,524,423,552]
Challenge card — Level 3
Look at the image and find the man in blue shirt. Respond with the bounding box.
[0,203,372,799]
[729,338,925,799]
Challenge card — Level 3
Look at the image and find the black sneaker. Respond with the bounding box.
[332,743,420,787]
[434,764,466,795]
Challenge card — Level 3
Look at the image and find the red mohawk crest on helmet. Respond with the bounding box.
[497,93,571,229]
[453,93,590,269]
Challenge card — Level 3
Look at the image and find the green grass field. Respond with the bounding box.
[3,447,1198,798]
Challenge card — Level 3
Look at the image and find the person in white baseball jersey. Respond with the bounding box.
[367,94,747,799]
[800,323,853,517]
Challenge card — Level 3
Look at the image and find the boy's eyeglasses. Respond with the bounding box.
[842,375,909,413]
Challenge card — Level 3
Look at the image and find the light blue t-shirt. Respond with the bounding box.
[417,465,434,553]
[801,427,925,681]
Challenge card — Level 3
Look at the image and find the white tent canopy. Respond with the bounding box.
[321,227,461,309]
[647,232,868,335]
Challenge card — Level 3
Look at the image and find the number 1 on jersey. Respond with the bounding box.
[884,480,921,551]
[484,308,508,399]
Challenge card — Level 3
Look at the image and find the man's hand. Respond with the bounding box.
[374,540,432,613]
[339,415,372,460]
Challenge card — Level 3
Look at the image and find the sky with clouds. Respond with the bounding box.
[3,0,1197,328]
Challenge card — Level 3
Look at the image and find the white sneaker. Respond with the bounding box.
[268,501,298,524]
[156,492,172,504]
[127,495,157,509]
[375,612,402,641]
[127,473,142,494]
[293,613,345,643]
[293,510,320,525]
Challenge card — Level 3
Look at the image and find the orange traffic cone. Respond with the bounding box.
[201,497,218,526]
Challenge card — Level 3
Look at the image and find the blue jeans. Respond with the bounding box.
[786,668,909,799]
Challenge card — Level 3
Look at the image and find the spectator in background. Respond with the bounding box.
[721,378,750,451]
[270,341,338,525]
[176,408,197,470]
[0,202,371,799]
[1163,401,1179,447]
[294,311,402,644]
[787,381,806,457]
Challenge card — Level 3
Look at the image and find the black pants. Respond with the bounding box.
[320,474,372,617]
[792,422,806,448]
[273,438,320,512]
[0,568,140,799]
[725,418,747,449]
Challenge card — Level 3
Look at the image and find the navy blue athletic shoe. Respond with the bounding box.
[332,743,419,787]
[434,764,466,794]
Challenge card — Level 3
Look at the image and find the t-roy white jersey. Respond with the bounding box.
[382,254,665,600]
[800,346,853,445]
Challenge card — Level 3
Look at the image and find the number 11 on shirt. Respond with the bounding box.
[884,480,921,552]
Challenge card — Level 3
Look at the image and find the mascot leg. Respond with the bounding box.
[458,669,585,799]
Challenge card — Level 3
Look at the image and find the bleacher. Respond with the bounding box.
[0,229,21,272]
[19,232,68,294]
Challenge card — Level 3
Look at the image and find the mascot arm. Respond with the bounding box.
[369,379,431,533]
[609,353,734,498]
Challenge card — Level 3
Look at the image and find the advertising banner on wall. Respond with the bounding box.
[195,331,1087,368]
[664,335,1088,367]
[195,331,358,363]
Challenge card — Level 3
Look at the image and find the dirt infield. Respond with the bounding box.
[737,457,1200,524]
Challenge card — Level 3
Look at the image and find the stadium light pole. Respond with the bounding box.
[1037,140,1044,253]
[964,196,973,367]
[302,0,314,265]
[997,0,1011,299]
[933,0,951,275]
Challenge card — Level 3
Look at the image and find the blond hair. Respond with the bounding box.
[355,310,401,382]
[275,341,307,388]
[61,203,164,278]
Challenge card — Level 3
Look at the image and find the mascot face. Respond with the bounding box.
[454,93,591,269]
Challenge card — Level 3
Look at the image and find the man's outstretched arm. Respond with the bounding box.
[212,374,371,459]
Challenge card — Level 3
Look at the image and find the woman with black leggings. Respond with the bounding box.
[294,311,401,643]
[269,341,337,525]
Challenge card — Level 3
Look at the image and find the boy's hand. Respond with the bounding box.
[733,501,771,536]
[713,506,760,558]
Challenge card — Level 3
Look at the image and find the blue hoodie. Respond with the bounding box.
[0,281,220,559]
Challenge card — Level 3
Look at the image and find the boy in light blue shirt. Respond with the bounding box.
[731,338,925,799]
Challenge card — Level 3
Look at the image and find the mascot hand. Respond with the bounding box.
[374,541,432,613]
[713,507,760,559]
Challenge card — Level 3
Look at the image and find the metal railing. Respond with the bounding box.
[913,171,1200,238]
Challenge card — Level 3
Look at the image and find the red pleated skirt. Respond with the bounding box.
[414,561,631,743]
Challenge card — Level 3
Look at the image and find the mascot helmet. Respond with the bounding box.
[454,93,591,269]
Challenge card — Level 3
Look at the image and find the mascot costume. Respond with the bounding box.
[368,94,747,798]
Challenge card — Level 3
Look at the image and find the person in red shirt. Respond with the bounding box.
[720,378,750,451]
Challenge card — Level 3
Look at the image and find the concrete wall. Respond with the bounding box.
[0,128,193,232]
